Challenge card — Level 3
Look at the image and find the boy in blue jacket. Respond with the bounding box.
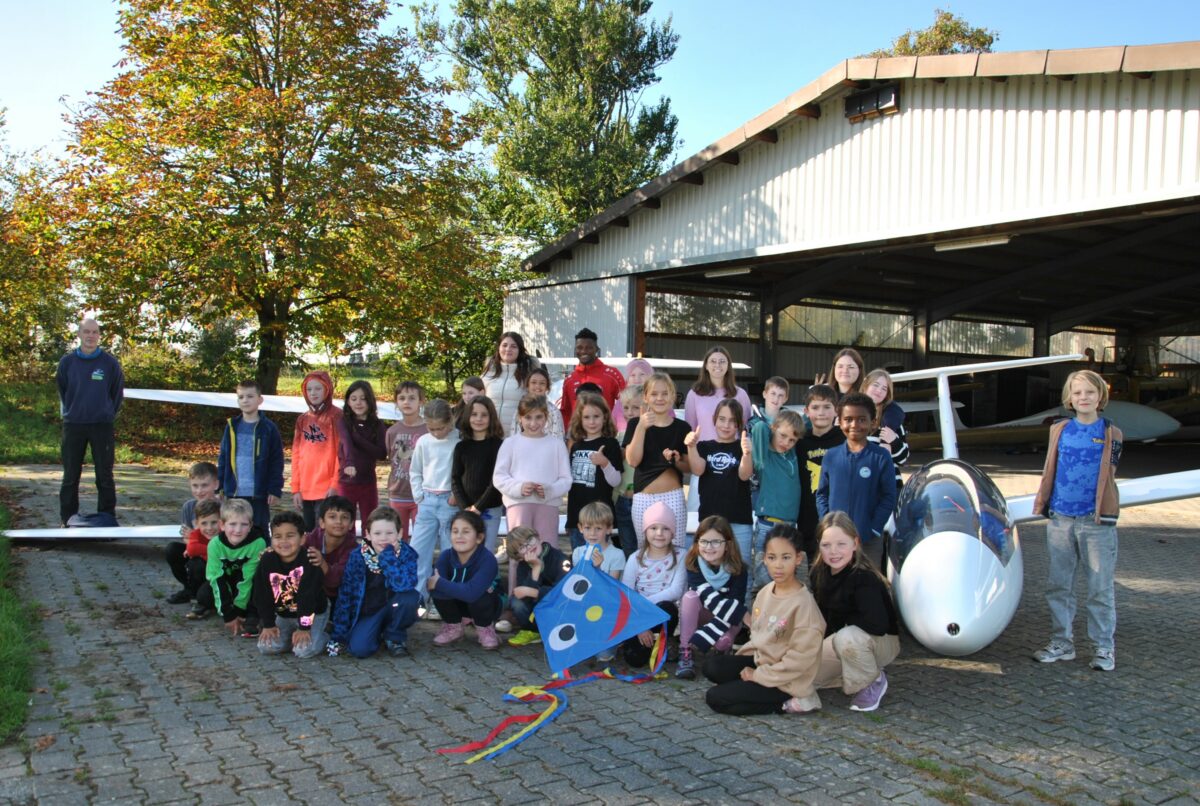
[217,380,284,534]
[428,510,501,650]
[327,507,420,659]
[816,393,897,572]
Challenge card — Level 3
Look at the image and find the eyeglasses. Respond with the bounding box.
[698,539,726,548]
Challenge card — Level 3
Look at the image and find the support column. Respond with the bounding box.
[758,285,777,384]
[631,276,646,357]
[1033,317,1050,357]
[912,308,929,369]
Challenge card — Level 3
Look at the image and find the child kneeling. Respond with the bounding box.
[255,511,329,659]
[327,507,420,658]
[809,512,899,712]
[704,525,825,715]
[428,510,502,650]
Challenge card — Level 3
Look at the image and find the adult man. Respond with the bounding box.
[57,318,124,525]
[559,327,626,423]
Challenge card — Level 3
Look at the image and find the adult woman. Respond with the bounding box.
[820,347,865,404]
[482,332,540,437]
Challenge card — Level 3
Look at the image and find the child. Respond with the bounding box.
[385,381,428,541]
[862,369,909,490]
[291,371,342,531]
[451,376,485,425]
[506,526,570,646]
[217,380,284,534]
[685,399,754,577]
[493,393,571,607]
[622,372,690,549]
[410,399,461,605]
[620,502,686,668]
[336,379,387,524]
[749,409,806,589]
[571,502,626,579]
[615,358,653,431]
[178,461,219,537]
[254,511,329,659]
[327,506,420,658]
[821,347,865,404]
[676,515,748,680]
[166,499,221,612]
[797,385,846,562]
[451,395,505,553]
[703,524,825,715]
[205,498,269,637]
[1031,369,1123,672]
[566,392,624,550]
[809,512,899,711]
[304,495,357,610]
[428,510,501,650]
[613,384,643,557]
[816,393,897,572]
[684,347,753,443]
[756,377,790,427]
[510,367,565,440]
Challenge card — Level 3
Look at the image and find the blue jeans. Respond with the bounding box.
[614,496,637,557]
[258,610,330,659]
[348,589,420,658]
[412,491,455,600]
[1045,512,1117,650]
[480,506,503,554]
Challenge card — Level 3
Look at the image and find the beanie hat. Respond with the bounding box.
[625,358,653,380]
[643,502,675,536]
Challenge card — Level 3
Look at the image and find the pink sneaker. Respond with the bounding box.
[433,622,465,646]
[478,625,500,650]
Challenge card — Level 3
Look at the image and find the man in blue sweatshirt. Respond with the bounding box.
[57,318,125,525]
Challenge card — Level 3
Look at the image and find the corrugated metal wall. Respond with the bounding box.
[533,70,1200,285]
[503,277,630,358]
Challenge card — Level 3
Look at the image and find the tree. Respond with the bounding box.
[0,115,75,379]
[866,8,997,58]
[65,0,487,393]
[421,0,681,243]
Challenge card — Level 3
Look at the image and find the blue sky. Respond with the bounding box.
[1,0,1197,157]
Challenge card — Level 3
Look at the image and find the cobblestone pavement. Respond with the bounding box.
[1,445,1198,804]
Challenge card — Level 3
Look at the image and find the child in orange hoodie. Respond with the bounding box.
[292,371,342,531]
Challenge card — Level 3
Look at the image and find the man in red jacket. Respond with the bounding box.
[560,327,626,424]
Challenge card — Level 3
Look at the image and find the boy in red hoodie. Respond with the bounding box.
[292,371,342,531]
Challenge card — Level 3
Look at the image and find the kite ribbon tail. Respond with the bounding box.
[435,713,540,755]
[467,690,568,764]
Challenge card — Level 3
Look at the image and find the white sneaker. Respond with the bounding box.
[1033,639,1075,663]
[1090,647,1115,671]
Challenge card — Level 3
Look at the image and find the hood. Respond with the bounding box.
[301,371,335,413]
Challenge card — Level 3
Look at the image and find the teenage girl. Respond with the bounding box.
[684,346,752,513]
[623,372,691,549]
[510,366,566,441]
[685,399,754,572]
[809,512,899,712]
[336,380,388,527]
[676,515,748,680]
[862,369,909,490]
[703,524,825,716]
[451,395,505,553]
[620,501,686,668]
[493,392,571,606]
[819,347,866,404]
[565,392,624,550]
[482,331,540,437]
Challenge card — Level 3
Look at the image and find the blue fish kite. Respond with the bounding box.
[533,547,669,674]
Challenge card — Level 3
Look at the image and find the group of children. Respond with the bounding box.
[160,352,1121,718]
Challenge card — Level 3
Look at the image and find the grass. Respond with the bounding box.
[0,500,37,743]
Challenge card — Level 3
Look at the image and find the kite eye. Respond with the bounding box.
[547,623,578,651]
[562,575,591,601]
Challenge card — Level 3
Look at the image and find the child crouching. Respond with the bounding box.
[704,524,825,715]
[429,510,502,650]
[255,511,329,659]
[676,515,747,680]
[620,502,686,668]
[505,526,570,647]
[327,507,420,659]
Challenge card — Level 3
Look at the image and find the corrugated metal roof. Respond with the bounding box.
[522,41,1200,274]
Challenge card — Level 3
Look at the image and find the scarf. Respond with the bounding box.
[361,542,381,574]
[699,559,730,592]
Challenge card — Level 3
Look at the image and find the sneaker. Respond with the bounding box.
[1033,639,1076,663]
[386,640,409,657]
[495,613,514,633]
[240,620,261,638]
[167,589,192,604]
[850,671,888,712]
[185,604,211,620]
[782,697,818,715]
[508,630,542,647]
[421,602,442,621]
[674,648,695,680]
[478,626,500,650]
[1090,647,1115,672]
[596,648,616,664]
[433,622,465,646]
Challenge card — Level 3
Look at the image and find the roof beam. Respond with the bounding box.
[1048,271,1200,332]
[774,255,867,310]
[752,128,778,144]
[715,152,740,166]
[924,214,1200,324]
[680,173,704,186]
[1134,308,1200,336]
